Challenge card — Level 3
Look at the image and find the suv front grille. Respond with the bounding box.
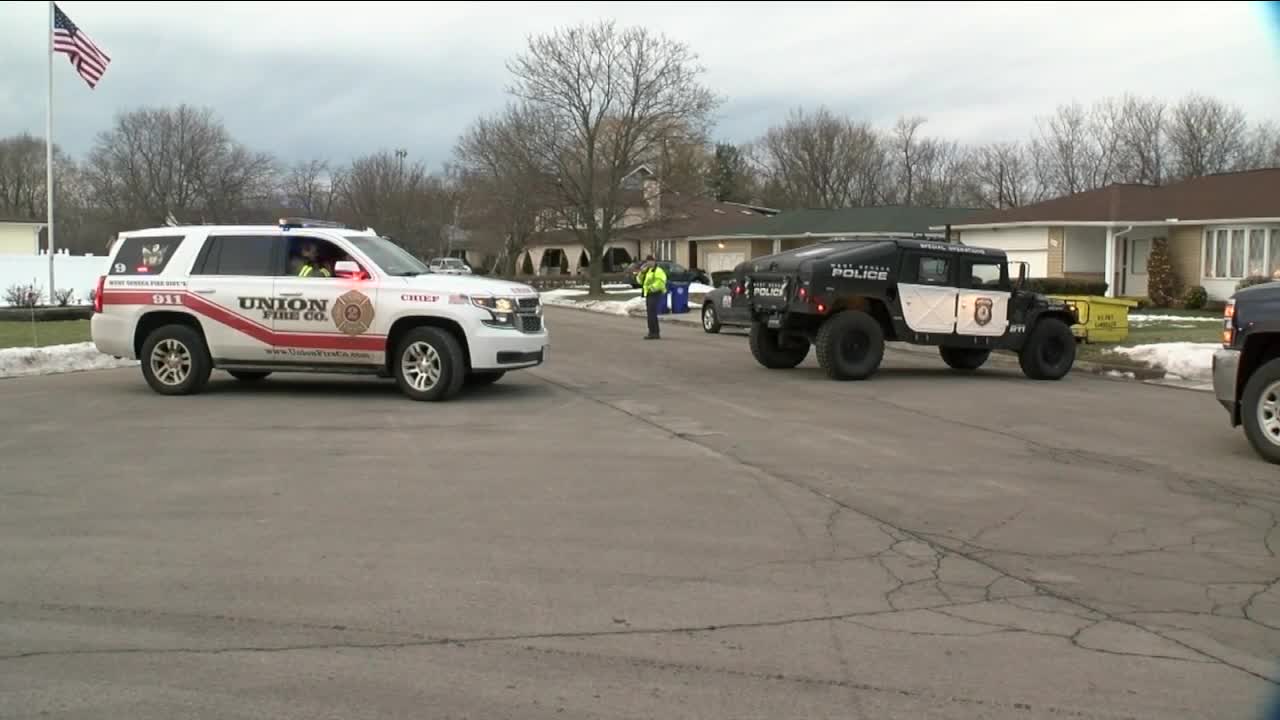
[517,297,540,311]
[520,316,543,333]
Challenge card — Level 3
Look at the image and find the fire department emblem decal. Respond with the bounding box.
[332,291,375,335]
[974,297,993,327]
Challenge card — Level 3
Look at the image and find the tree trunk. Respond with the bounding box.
[587,235,604,295]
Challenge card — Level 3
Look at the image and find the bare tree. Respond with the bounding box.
[1243,121,1280,171]
[282,159,344,219]
[505,20,720,293]
[913,138,970,207]
[1115,95,1167,184]
[964,142,1039,209]
[83,105,277,226]
[754,106,889,209]
[1030,100,1122,196]
[891,115,928,205]
[454,104,549,275]
[340,150,456,259]
[1166,94,1248,180]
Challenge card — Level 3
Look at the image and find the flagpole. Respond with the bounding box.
[46,0,56,302]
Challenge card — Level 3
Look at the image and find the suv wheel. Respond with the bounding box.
[1018,318,1075,380]
[228,370,271,382]
[702,303,722,334]
[940,347,990,371]
[140,324,212,396]
[465,370,506,387]
[1242,358,1280,464]
[815,310,885,380]
[394,327,466,401]
[749,322,810,369]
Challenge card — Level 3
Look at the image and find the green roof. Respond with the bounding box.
[699,206,983,238]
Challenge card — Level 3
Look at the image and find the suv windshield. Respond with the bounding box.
[344,235,429,276]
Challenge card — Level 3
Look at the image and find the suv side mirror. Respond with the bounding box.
[334,260,366,280]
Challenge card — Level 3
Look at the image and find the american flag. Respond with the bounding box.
[53,4,110,88]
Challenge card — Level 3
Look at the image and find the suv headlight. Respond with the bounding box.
[472,295,517,327]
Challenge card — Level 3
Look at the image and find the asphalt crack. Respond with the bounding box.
[531,371,1280,686]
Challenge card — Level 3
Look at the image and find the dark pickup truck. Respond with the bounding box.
[1213,280,1280,464]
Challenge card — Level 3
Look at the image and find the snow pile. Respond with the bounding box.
[1107,342,1219,380]
[541,293,645,316]
[0,342,136,379]
[688,282,716,294]
[1104,369,1137,380]
[541,288,589,298]
[1128,314,1220,324]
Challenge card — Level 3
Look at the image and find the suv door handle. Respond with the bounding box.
[193,288,216,295]
[279,291,303,297]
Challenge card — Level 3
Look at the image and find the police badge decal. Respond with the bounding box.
[974,297,993,327]
[332,291,375,335]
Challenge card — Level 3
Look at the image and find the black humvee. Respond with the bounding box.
[742,237,1080,381]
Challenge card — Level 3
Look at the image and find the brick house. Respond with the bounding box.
[940,169,1280,300]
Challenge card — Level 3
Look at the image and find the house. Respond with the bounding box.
[688,206,983,274]
[514,166,777,275]
[0,219,46,255]
[939,169,1280,300]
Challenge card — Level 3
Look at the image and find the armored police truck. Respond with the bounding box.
[742,237,1080,382]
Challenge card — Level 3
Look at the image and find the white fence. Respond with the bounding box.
[0,253,109,306]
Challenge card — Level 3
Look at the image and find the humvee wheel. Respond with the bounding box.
[940,347,990,371]
[749,322,810,369]
[1019,318,1075,380]
[815,310,885,381]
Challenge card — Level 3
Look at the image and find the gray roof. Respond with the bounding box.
[693,206,983,239]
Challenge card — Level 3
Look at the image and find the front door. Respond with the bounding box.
[898,253,958,334]
[955,258,1011,337]
[186,232,282,363]
[270,234,384,367]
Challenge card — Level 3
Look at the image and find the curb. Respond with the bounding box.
[543,301,1210,391]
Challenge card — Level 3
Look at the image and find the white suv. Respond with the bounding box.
[91,219,549,401]
[428,257,472,275]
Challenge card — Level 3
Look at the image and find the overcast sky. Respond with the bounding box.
[3,0,1278,170]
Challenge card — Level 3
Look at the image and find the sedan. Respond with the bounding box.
[701,278,752,333]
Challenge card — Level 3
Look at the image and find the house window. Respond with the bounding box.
[1131,238,1150,275]
[1204,226,1279,280]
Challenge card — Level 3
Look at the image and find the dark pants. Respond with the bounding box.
[646,292,663,337]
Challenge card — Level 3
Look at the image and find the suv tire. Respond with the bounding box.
[749,322,810,369]
[1241,357,1280,464]
[465,370,506,387]
[702,303,722,334]
[228,370,271,382]
[1018,318,1075,380]
[940,347,990,371]
[393,327,467,401]
[815,310,885,381]
[140,324,212,396]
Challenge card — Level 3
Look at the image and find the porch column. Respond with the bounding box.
[772,237,781,255]
[1103,227,1116,298]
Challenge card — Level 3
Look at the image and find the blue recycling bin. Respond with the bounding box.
[668,281,691,314]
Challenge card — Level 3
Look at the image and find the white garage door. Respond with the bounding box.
[706,252,745,274]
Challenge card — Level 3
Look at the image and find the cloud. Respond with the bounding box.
[2,1,1277,168]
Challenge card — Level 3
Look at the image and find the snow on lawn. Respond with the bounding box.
[1127,314,1221,324]
[0,342,136,379]
[688,282,716,294]
[1106,342,1219,380]
[541,292,644,316]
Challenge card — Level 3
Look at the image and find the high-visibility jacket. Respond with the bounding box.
[298,262,331,278]
[638,265,667,296]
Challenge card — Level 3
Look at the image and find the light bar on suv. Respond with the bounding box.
[278,217,347,230]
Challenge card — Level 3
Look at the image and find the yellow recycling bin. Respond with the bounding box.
[1050,295,1140,344]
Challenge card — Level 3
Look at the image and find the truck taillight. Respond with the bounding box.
[93,275,105,313]
[1222,300,1235,347]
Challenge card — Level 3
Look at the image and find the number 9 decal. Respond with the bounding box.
[114,263,126,273]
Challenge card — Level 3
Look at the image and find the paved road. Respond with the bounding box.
[1,307,1277,719]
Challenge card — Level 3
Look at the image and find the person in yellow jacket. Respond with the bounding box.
[637,255,668,340]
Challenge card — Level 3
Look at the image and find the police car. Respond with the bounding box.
[90,219,549,401]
